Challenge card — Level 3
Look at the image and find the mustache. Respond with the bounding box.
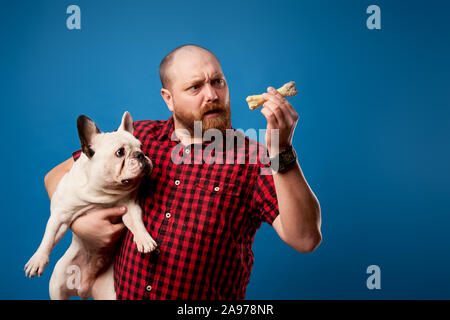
[200,103,227,117]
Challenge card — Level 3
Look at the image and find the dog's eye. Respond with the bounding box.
[116,147,125,157]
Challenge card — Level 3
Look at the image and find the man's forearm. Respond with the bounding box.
[273,160,322,252]
[44,158,74,199]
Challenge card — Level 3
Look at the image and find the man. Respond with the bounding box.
[44,44,321,299]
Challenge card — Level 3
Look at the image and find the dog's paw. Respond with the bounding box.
[24,252,49,278]
[133,232,157,254]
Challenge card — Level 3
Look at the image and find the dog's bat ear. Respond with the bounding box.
[77,115,101,159]
[118,111,134,135]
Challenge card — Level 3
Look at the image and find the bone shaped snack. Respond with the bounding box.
[246,81,298,110]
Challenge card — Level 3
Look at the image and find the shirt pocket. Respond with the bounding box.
[194,177,242,198]
[186,177,246,240]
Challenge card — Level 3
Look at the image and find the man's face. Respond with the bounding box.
[165,50,231,135]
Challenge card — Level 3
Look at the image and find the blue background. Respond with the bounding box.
[1,0,449,299]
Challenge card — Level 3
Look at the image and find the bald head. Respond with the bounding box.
[159,44,220,90]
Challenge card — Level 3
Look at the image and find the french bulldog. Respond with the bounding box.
[24,111,157,299]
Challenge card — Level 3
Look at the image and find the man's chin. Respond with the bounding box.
[202,115,230,134]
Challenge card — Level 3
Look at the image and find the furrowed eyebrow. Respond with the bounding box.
[186,73,223,86]
[210,73,223,80]
[187,79,204,85]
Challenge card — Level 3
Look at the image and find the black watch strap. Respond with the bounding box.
[270,145,297,173]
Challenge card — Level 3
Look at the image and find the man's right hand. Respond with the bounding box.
[70,206,127,250]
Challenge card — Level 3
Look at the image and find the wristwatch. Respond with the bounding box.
[270,145,297,173]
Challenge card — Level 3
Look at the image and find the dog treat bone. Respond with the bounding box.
[246,81,298,110]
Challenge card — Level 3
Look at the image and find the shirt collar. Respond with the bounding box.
[158,115,177,142]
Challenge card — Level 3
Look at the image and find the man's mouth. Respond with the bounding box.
[203,109,223,118]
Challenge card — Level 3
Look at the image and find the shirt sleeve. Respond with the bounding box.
[72,149,81,161]
[251,164,280,225]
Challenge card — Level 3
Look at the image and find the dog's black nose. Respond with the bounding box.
[135,152,145,160]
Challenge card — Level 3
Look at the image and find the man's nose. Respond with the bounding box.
[204,83,218,102]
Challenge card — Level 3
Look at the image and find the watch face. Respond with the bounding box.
[280,147,295,162]
[283,151,295,162]
[276,147,296,172]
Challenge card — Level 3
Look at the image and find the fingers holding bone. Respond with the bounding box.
[246,81,298,110]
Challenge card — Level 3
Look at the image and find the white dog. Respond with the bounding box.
[25,111,157,299]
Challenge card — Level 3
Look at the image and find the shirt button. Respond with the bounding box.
[185,149,191,154]
[146,285,152,292]
[214,186,220,192]
[165,212,171,219]
[174,180,180,186]
[155,248,161,255]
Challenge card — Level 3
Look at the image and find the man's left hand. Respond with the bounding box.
[260,87,299,157]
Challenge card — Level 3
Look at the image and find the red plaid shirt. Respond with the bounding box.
[73,116,279,299]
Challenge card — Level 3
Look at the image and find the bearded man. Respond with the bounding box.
[44,44,322,299]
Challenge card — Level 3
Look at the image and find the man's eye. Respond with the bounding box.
[116,147,125,157]
[213,79,225,87]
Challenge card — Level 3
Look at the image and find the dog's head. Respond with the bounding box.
[77,111,152,190]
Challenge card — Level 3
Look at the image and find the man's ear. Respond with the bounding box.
[77,115,101,159]
[161,88,174,112]
[118,111,134,135]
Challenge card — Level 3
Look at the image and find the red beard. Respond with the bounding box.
[174,101,231,135]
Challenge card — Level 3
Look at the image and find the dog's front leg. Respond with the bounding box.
[25,214,69,277]
[122,202,157,253]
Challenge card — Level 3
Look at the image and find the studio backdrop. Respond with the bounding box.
[1,0,449,299]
